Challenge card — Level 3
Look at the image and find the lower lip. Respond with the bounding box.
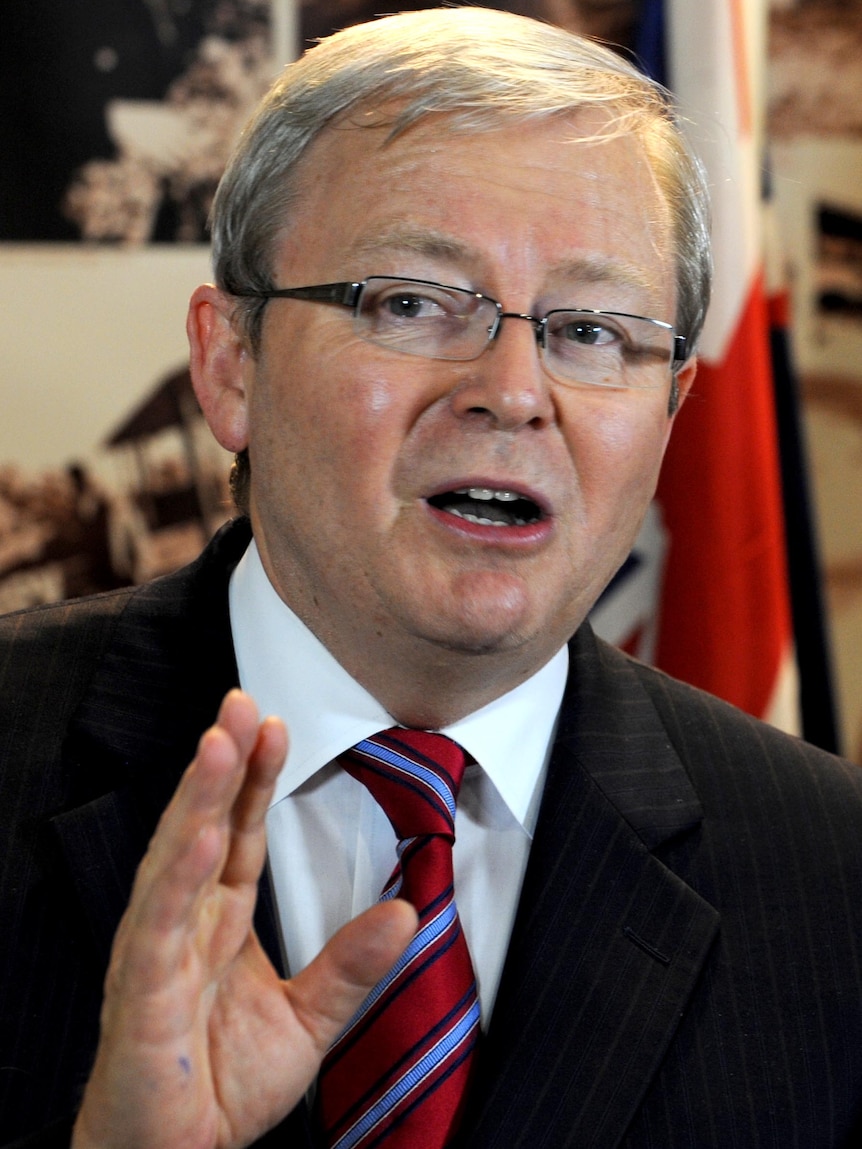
[424,501,552,547]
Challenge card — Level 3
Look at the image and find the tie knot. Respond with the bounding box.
[341,727,468,841]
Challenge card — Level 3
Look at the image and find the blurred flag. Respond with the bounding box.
[764,180,841,751]
[592,0,838,749]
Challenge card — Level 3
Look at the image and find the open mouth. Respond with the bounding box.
[427,486,543,527]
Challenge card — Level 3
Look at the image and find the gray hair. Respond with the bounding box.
[214,5,711,350]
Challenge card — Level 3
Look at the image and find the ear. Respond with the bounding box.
[187,284,252,453]
[668,355,697,418]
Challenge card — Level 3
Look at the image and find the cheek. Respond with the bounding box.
[566,399,671,509]
[250,340,423,508]
[328,372,423,490]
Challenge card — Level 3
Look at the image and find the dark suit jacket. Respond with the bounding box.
[2,519,862,1147]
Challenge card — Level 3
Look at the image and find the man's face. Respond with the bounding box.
[212,113,693,717]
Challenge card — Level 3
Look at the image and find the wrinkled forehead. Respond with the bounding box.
[286,100,675,234]
[270,107,677,321]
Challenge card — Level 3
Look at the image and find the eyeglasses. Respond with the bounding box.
[238,275,687,390]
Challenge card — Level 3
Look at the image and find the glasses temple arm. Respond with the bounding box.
[256,282,363,307]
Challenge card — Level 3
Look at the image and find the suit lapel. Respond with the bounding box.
[47,519,281,971]
[464,626,719,1149]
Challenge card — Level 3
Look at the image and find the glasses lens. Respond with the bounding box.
[543,310,674,389]
[355,278,495,360]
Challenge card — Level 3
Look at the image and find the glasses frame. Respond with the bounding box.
[237,275,688,370]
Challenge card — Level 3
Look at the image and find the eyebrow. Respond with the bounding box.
[347,226,476,267]
[549,256,660,296]
[346,225,660,298]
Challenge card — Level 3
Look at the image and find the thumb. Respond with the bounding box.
[285,899,418,1053]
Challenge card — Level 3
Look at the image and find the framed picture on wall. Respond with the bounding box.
[1,0,276,244]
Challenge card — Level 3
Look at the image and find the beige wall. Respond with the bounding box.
[0,245,211,473]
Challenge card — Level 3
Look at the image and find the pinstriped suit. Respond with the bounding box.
[2,518,862,1147]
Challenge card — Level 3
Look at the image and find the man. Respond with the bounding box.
[2,8,862,1148]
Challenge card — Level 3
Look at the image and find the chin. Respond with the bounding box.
[416,606,544,659]
[394,573,572,659]
[428,630,525,657]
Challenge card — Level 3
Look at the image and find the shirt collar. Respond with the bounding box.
[229,539,567,834]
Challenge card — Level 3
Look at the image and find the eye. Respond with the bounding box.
[363,281,465,326]
[559,318,620,346]
[380,291,443,320]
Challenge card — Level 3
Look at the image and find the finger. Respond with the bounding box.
[213,688,267,764]
[142,690,278,895]
[148,691,261,872]
[108,782,233,999]
[221,715,287,888]
[113,693,272,982]
[286,900,419,1054]
[226,715,288,837]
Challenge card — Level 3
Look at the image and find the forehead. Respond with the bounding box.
[276,110,675,306]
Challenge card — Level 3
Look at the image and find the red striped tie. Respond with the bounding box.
[316,728,480,1149]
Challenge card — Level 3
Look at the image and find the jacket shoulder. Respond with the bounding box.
[626,644,862,790]
[0,589,135,739]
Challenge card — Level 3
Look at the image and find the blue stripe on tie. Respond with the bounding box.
[379,877,403,901]
[332,996,482,1149]
[331,981,476,1132]
[354,739,457,821]
[331,901,458,1043]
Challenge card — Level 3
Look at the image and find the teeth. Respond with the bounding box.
[450,508,529,527]
[431,487,538,527]
[458,487,521,502]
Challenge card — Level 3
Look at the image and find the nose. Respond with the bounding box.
[449,314,555,430]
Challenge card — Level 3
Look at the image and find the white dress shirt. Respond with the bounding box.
[229,540,567,1023]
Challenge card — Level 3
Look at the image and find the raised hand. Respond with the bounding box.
[71,690,417,1149]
